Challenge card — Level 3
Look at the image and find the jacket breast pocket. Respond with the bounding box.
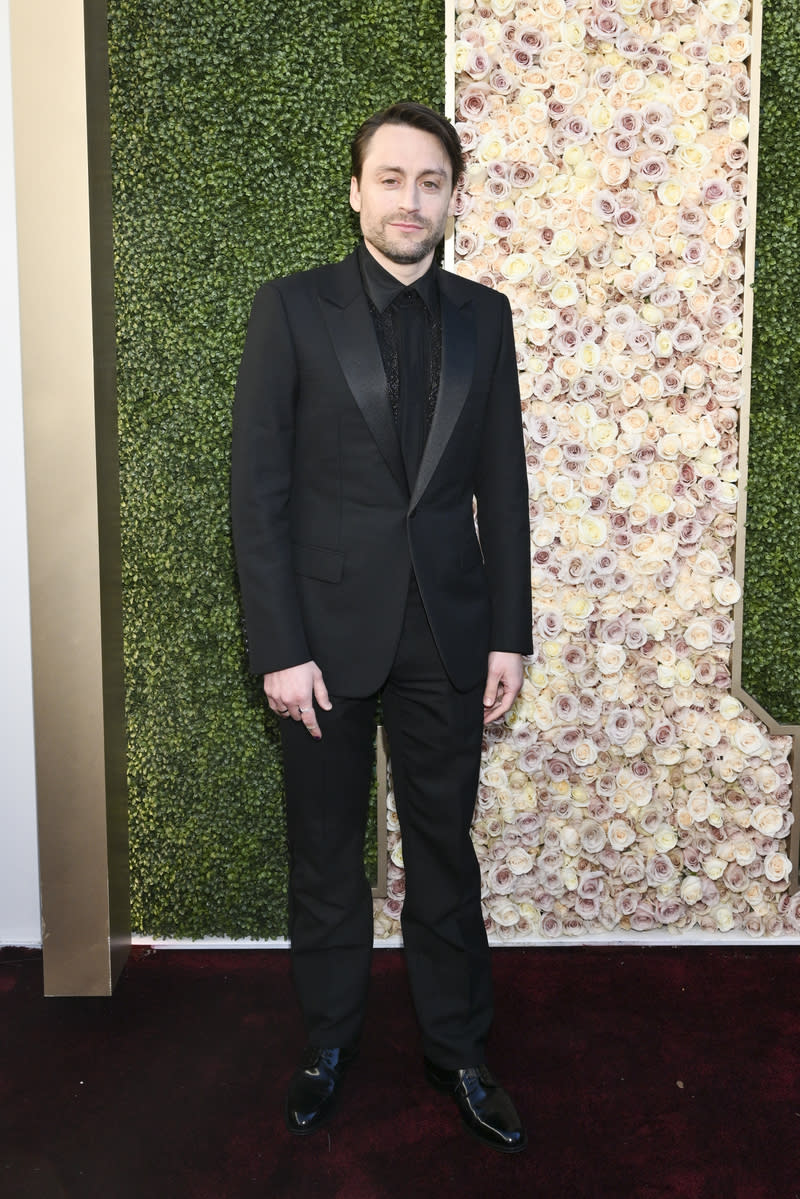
[292,542,345,583]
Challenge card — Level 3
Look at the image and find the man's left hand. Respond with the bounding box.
[482,651,524,725]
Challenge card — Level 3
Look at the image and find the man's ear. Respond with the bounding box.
[349,176,361,213]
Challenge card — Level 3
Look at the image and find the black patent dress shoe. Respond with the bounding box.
[424,1058,527,1153]
[285,1046,357,1135]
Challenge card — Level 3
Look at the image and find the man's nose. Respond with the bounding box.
[397,182,420,211]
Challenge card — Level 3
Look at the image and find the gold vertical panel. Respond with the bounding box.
[10,0,129,994]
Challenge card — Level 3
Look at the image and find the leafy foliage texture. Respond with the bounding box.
[743,0,800,723]
[109,0,444,936]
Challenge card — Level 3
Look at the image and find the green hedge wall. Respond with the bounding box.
[108,0,444,937]
[742,0,800,724]
[110,0,799,939]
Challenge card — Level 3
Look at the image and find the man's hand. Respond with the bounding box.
[263,661,332,739]
[482,651,524,725]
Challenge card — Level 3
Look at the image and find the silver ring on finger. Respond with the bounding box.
[298,706,307,713]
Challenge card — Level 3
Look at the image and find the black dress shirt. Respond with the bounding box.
[358,241,441,484]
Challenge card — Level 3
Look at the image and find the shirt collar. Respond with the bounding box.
[357,240,438,314]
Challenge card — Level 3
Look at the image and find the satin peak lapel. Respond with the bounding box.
[409,280,475,511]
[318,260,407,495]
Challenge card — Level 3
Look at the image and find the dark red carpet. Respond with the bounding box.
[2,945,800,1198]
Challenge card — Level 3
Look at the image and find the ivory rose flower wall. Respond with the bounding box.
[374,0,799,942]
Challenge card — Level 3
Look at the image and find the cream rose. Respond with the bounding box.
[714,904,735,933]
[684,619,714,652]
[719,696,743,720]
[551,279,580,307]
[751,805,784,838]
[576,514,608,548]
[488,898,520,926]
[732,721,768,758]
[596,644,627,675]
[500,253,534,282]
[764,854,791,884]
[506,846,534,875]
[390,840,405,869]
[680,876,703,905]
[702,857,727,881]
[654,825,678,853]
[712,577,742,606]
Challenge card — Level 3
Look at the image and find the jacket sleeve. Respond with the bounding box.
[473,292,533,655]
[230,283,311,675]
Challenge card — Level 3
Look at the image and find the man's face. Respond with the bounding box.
[350,123,456,275]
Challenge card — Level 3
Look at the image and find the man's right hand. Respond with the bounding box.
[263,661,332,740]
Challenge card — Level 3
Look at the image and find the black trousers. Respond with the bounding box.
[279,577,492,1068]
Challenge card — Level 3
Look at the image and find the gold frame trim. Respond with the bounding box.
[11,0,129,994]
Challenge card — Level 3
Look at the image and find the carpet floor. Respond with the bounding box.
[2,945,800,1198]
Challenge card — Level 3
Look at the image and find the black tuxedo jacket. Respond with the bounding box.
[231,249,532,696]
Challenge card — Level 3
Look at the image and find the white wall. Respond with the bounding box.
[0,0,41,947]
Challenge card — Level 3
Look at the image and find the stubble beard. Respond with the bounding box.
[367,215,447,265]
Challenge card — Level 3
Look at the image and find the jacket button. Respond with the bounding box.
[409,508,417,519]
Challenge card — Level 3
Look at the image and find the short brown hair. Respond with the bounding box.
[350,102,465,190]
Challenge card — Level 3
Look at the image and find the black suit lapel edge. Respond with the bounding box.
[318,253,408,495]
[409,270,475,511]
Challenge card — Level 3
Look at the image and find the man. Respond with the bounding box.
[231,102,532,1153]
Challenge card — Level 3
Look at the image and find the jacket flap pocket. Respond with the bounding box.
[292,542,344,583]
